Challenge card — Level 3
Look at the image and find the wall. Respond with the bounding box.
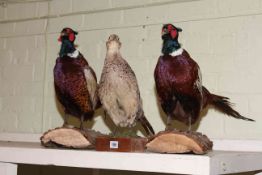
[0,0,262,139]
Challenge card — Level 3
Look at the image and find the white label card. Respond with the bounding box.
[110,141,119,149]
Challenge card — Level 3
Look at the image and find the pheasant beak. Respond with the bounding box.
[58,32,66,42]
[161,28,168,36]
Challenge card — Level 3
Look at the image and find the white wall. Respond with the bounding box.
[0,0,261,139]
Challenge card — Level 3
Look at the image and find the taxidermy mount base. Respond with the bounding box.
[40,127,104,149]
[40,128,212,154]
[146,130,213,154]
[95,136,148,152]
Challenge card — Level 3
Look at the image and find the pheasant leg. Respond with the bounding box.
[165,115,173,131]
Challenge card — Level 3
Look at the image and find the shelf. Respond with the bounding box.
[0,141,262,175]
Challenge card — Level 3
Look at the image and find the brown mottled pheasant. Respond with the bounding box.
[98,34,155,136]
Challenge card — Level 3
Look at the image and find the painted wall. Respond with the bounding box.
[0,0,261,140]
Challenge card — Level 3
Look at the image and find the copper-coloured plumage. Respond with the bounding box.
[154,24,254,129]
[54,28,99,129]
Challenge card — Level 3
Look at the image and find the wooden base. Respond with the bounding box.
[95,137,148,152]
[146,130,213,154]
[40,127,212,154]
[40,127,104,149]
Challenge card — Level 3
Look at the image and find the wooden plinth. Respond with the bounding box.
[40,127,104,149]
[95,137,148,152]
[146,130,213,154]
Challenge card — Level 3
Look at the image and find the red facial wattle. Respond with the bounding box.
[69,33,75,42]
[57,31,75,42]
[170,30,178,39]
[166,24,178,39]
[167,24,173,32]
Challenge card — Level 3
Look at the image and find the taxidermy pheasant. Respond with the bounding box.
[98,34,155,136]
[54,27,99,130]
[154,24,254,130]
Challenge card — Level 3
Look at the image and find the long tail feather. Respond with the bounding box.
[138,115,155,136]
[209,94,254,121]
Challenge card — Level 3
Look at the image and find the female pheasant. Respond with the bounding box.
[98,34,155,136]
